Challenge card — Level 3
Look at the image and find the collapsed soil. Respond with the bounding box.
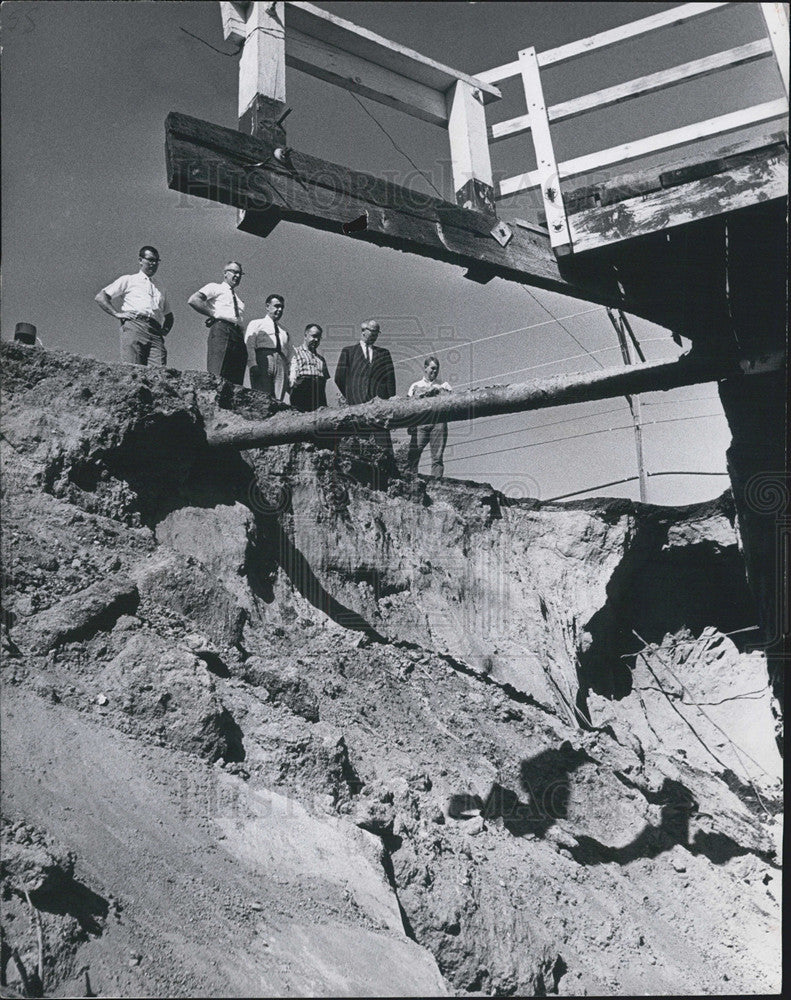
[0,344,782,997]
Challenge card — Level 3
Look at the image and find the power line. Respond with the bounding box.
[444,412,724,464]
[546,470,729,501]
[453,336,671,387]
[522,286,605,369]
[443,403,630,449]
[434,386,717,444]
[393,306,601,366]
[430,393,722,454]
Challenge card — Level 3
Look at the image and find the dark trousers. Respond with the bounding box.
[120,318,167,367]
[250,347,287,399]
[207,320,246,385]
[290,376,328,413]
[407,422,447,477]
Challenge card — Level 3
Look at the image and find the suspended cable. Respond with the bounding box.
[431,392,724,458]
[438,390,724,451]
[453,336,671,387]
[443,403,629,449]
[393,307,601,366]
[522,286,605,369]
[444,412,724,464]
[546,470,729,501]
[632,629,774,796]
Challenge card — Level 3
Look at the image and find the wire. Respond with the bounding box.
[620,625,760,659]
[444,403,629,449]
[522,287,605,369]
[632,629,775,794]
[546,470,729,501]
[453,336,672,387]
[393,307,601,366]
[179,26,242,56]
[440,390,724,451]
[444,412,724,464]
[418,391,722,459]
[347,91,446,201]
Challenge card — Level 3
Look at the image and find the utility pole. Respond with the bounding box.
[607,308,648,503]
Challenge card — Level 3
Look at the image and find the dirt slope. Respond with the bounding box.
[0,344,782,997]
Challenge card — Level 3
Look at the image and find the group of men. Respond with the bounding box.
[96,247,450,474]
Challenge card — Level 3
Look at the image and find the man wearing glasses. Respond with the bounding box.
[95,246,173,366]
[188,262,246,385]
[334,320,396,451]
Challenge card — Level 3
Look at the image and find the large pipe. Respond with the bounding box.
[206,353,783,450]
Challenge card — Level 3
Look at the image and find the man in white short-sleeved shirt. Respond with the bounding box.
[245,294,291,399]
[407,356,452,478]
[187,262,246,385]
[95,246,173,366]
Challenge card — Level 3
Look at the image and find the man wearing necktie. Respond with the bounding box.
[334,320,396,450]
[95,246,173,366]
[188,262,246,385]
[245,294,292,399]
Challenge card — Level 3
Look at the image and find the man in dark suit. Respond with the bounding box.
[334,319,396,451]
[334,320,396,404]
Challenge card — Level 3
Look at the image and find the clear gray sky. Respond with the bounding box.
[1,2,784,504]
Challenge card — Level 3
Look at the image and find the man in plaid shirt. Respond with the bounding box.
[289,324,330,412]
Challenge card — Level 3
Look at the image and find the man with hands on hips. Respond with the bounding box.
[95,246,173,366]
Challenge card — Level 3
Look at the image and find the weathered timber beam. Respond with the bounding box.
[205,352,784,450]
[568,145,789,254]
[165,111,662,321]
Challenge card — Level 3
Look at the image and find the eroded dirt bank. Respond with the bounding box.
[1,344,782,997]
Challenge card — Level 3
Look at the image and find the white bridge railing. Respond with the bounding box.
[476,2,789,251]
[221,2,789,254]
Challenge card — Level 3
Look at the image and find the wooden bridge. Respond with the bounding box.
[164,3,788,694]
[167,1,787,343]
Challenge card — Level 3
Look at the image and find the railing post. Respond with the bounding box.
[224,1,287,233]
[446,81,496,213]
[760,2,790,99]
[518,46,573,254]
[237,1,287,127]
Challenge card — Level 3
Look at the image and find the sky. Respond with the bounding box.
[1,2,785,505]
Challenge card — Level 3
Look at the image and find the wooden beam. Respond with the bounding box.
[760,2,790,98]
[446,81,495,212]
[285,27,448,125]
[285,1,501,103]
[498,98,789,195]
[165,111,644,316]
[566,144,788,253]
[205,353,782,451]
[518,46,572,252]
[561,132,788,210]
[489,39,773,144]
[238,1,286,119]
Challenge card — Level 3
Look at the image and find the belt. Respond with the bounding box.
[206,317,241,332]
[126,314,163,331]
